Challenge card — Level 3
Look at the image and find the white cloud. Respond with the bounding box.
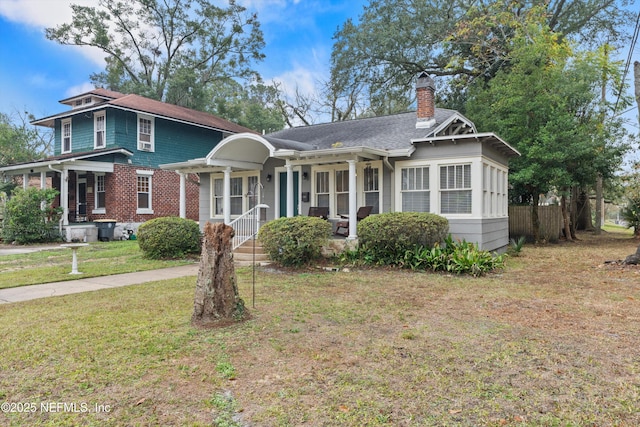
[0,0,106,66]
[0,0,98,28]
[66,81,96,98]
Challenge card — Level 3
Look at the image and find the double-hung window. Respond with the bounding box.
[335,170,349,216]
[315,171,330,208]
[94,112,105,149]
[136,171,154,214]
[138,115,154,151]
[212,173,259,217]
[363,166,380,214]
[440,164,471,214]
[94,174,106,212]
[401,166,430,212]
[61,119,72,153]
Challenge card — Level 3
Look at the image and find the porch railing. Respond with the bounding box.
[229,204,269,250]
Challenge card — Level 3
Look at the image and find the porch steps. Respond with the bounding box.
[233,239,271,267]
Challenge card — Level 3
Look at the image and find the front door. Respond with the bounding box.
[279,171,299,217]
[77,178,87,222]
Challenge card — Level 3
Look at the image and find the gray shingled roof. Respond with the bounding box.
[264,109,459,151]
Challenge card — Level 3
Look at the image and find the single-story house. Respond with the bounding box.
[162,73,520,251]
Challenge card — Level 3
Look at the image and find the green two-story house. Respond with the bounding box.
[0,89,254,242]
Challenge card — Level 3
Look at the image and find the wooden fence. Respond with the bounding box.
[509,205,563,241]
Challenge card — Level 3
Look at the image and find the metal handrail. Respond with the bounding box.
[229,204,269,250]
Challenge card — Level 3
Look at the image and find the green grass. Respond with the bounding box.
[0,231,639,426]
[0,241,195,289]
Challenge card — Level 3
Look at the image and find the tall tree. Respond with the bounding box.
[46,0,265,111]
[327,0,634,118]
[208,80,285,133]
[467,19,630,241]
[0,112,52,167]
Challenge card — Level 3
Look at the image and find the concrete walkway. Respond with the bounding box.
[0,264,199,304]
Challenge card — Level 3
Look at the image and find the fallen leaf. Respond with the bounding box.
[135,398,146,406]
[338,405,349,413]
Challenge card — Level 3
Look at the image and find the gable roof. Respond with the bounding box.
[32,90,255,135]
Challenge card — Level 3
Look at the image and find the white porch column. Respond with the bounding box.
[286,163,294,217]
[61,170,69,226]
[347,159,357,239]
[178,172,186,219]
[40,172,47,210]
[223,167,231,224]
[22,173,28,189]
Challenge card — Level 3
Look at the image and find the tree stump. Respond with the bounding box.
[192,222,247,327]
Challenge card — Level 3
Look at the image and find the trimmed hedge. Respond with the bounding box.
[137,216,202,259]
[259,216,332,267]
[358,212,449,264]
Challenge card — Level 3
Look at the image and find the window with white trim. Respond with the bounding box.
[136,171,153,214]
[211,173,260,217]
[95,174,106,211]
[94,112,105,149]
[440,164,471,214]
[401,166,430,212]
[315,171,330,208]
[62,119,72,153]
[335,169,349,215]
[137,115,154,151]
[363,165,380,214]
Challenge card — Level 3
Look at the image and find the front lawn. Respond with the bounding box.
[0,241,194,289]
[0,231,639,426]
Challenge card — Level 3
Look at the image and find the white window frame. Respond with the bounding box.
[136,170,154,214]
[439,163,472,214]
[396,158,483,217]
[399,165,430,213]
[137,115,155,152]
[94,111,106,149]
[315,170,330,209]
[61,119,72,154]
[93,173,106,214]
[310,161,383,218]
[209,171,260,218]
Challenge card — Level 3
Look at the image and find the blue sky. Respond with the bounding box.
[0,0,368,119]
[1,0,638,160]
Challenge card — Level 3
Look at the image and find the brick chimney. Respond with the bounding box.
[416,72,436,128]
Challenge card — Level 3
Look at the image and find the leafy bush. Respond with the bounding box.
[259,216,332,267]
[621,196,640,237]
[137,216,202,259]
[358,212,449,264]
[2,187,62,244]
[344,235,506,277]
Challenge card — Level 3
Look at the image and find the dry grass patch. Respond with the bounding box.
[0,231,639,426]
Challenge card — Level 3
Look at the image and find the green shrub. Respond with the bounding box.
[368,235,506,276]
[137,216,202,259]
[2,187,62,244]
[259,216,332,267]
[621,196,640,237]
[358,212,449,264]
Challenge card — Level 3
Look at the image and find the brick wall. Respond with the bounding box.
[70,164,199,223]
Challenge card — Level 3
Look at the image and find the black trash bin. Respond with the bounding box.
[95,219,117,241]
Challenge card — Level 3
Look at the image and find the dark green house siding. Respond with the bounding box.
[54,108,225,167]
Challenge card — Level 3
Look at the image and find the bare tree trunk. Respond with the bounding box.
[531,193,541,243]
[561,193,573,241]
[192,222,247,327]
[569,187,578,239]
[575,188,594,231]
[595,175,603,234]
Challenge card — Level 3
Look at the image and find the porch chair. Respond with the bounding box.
[334,205,373,236]
[308,206,329,220]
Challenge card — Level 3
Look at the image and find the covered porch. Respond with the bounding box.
[0,149,132,241]
[162,133,401,240]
